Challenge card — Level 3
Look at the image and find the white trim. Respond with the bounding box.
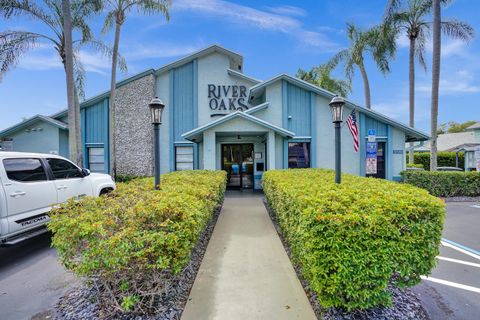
[227,69,261,84]
[245,102,269,114]
[182,111,295,140]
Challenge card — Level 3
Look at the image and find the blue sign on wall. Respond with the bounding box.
[366,142,378,158]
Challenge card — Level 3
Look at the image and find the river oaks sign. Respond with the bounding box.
[208,84,249,113]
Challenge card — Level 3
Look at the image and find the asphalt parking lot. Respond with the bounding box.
[0,201,478,320]
[413,201,480,320]
[0,232,76,320]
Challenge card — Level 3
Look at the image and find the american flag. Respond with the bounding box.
[346,110,359,152]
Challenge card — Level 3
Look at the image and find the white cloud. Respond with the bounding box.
[266,5,307,17]
[418,69,480,94]
[172,0,338,50]
[18,52,62,70]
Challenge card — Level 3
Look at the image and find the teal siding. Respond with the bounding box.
[364,115,388,137]
[169,61,198,170]
[172,61,195,141]
[59,130,69,157]
[81,98,109,172]
[285,82,311,136]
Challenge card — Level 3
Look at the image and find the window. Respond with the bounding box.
[47,158,83,179]
[175,146,194,171]
[88,147,105,173]
[3,158,47,182]
[288,142,310,169]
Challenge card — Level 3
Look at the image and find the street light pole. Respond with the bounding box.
[149,97,165,190]
[329,96,345,184]
[154,122,160,190]
[334,121,341,184]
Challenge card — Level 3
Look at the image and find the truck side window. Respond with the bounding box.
[47,158,83,179]
[3,158,48,182]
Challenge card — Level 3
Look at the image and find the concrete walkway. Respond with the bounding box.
[181,191,316,320]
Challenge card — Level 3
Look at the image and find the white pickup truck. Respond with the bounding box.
[0,152,115,245]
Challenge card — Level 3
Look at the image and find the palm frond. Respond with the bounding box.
[73,50,86,100]
[0,30,43,77]
[441,19,475,42]
[326,49,350,71]
[0,0,61,38]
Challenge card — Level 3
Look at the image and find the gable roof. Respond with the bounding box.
[411,131,478,152]
[155,44,243,76]
[248,73,430,142]
[182,111,294,142]
[50,45,247,120]
[466,121,480,130]
[0,115,68,137]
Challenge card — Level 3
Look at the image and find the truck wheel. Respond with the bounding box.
[99,188,113,196]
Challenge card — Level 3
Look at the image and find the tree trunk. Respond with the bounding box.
[74,86,83,167]
[408,37,416,164]
[62,0,77,163]
[109,21,121,179]
[358,62,371,109]
[430,0,441,171]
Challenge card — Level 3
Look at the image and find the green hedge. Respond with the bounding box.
[409,152,464,170]
[49,170,226,313]
[401,170,480,197]
[406,163,424,169]
[263,169,445,311]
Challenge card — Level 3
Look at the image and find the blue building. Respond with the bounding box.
[0,45,429,189]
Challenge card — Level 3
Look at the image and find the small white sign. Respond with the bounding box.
[366,157,377,174]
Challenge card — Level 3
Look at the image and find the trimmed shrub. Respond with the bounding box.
[48,170,226,314]
[406,163,424,169]
[401,170,480,197]
[409,152,464,170]
[115,174,142,183]
[263,169,445,311]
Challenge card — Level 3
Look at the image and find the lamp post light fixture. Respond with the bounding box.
[329,95,345,184]
[149,97,165,190]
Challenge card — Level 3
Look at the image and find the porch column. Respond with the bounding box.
[203,130,216,170]
[267,130,276,170]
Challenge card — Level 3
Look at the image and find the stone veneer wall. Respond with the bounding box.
[114,74,156,176]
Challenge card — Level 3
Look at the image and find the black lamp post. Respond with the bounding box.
[149,97,165,190]
[329,96,345,184]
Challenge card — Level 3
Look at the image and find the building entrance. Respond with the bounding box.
[221,144,254,189]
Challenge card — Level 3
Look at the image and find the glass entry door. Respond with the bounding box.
[222,144,254,189]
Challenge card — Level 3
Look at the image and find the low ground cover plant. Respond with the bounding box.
[263,169,445,311]
[401,170,480,197]
[49,170,226,314]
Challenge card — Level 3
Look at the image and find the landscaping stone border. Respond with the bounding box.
[54,203,223,320]
[263,198,430,320]
[443,196,480,203]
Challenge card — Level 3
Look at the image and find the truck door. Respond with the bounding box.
[1,158,57,235]
[46,158,93,202]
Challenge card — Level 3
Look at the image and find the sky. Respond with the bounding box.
[1,0,479,133]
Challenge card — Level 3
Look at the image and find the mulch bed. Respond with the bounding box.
[53,203,223,320]
[263,198,430,320]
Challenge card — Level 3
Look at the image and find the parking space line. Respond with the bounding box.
[441,238,480,261]
[421,276,480,294]
[437,256,480,268]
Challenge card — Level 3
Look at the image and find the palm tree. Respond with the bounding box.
[384,0,474,164]
[0,0,124,165]
[296,64,351,97]
[101,0,171,179]
[430,0,440,171]
[328,23,396,109]
[62,0,76,163]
